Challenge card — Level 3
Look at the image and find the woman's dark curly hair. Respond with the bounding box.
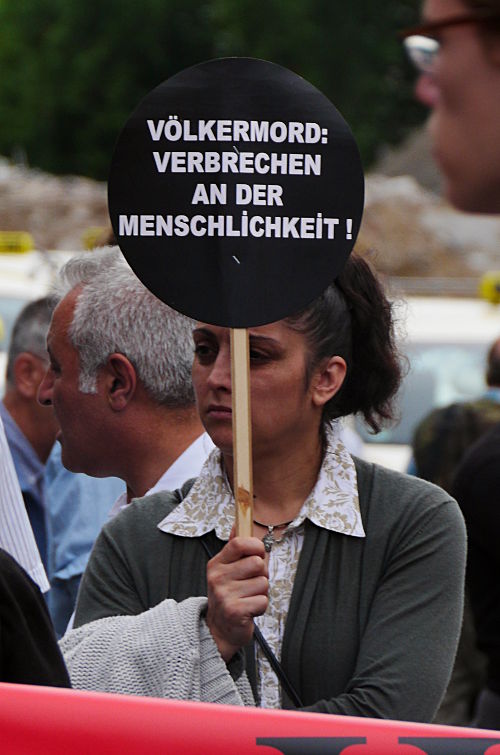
[285,253,403,433]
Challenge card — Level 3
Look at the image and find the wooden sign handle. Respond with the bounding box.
[230,328,253,537]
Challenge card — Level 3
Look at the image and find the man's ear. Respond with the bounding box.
[310,355,347,408]
[102,353,137,411]
[13,353,47,400]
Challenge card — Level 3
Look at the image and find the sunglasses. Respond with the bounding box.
[400,9,500,74]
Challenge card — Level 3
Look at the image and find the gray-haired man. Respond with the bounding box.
[38,246,212,513]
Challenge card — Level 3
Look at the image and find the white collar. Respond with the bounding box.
[157,423,365,540]
[148,432,214,495]
[108,432,214,520]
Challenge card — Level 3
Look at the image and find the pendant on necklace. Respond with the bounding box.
[255,518,293,553]
[262,527,275,553]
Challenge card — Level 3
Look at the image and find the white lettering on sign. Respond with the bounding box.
[136,114,353,247]
[119,214,344,240]
[191,183,227,205]
[152,151,321,176]
[235,184,283,206]
[147,118,328,144]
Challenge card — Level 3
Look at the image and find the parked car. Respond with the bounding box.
[356,294,500,471]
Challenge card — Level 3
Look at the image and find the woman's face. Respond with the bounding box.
[192,321,343,459]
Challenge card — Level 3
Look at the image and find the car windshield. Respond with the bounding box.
[356,341,488,445]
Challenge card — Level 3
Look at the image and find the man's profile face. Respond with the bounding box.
[38,291,106,475]
[415,0,500,212]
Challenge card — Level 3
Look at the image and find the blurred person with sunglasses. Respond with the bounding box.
[401,1,500,214]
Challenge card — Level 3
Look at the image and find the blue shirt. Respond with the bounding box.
[44,442,124,582]
[0,400,47,568]
[482,387,500,403]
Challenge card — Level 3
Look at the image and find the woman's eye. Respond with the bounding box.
[249,349,269,363]
[194,343,216,363]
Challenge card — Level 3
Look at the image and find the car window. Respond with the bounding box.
[0,296,28,352]
[356,341,487,445]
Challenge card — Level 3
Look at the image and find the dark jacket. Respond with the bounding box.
[0,548,70,687]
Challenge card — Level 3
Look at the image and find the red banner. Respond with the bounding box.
[1,683,500,754]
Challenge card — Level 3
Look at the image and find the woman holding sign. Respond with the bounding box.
[64,251,465,722]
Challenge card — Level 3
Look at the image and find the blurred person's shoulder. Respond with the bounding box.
[455,421,500,482]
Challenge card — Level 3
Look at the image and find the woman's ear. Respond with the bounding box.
[310,355,347,408]
[103,353,137,411]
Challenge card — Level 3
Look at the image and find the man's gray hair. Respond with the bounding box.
[54,247,195,407]
[6,297,56,385]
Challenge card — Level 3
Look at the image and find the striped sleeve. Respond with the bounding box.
[0,416,49,592]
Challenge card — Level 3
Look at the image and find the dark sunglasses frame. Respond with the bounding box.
[399,8,500,40]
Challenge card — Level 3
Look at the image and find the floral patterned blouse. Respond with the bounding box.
[158,421,365,708]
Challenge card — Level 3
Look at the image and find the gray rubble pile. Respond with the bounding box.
[0,157,108,251]
[1,155,500,279]
[361,174,500,278]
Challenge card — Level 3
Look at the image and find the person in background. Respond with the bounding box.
[412,335,500,494]
[62,254,465,723]
[0,413,68,685]
[0,295,126,635]
[0,298,58,567]
[401,0,500,214]
[410,337,500,725]
[37,246,213,549]
[453,407,500,727]
[401,0,500,727]
[44,443,124,637]
[0,414,48,592]
[0,548,70,687]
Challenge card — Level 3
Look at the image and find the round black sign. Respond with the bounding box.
[108,57,364,327]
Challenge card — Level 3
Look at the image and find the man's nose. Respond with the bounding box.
[37,369,54,406]
[415,72,440,108]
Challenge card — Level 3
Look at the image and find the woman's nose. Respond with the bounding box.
[207,351,232,391]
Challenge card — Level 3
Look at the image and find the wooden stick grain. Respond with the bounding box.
[230,328,253,537]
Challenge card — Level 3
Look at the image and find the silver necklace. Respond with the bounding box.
[253,518,293,553]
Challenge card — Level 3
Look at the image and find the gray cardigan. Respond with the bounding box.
[61,595,254,705]
[74,457,466,722]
